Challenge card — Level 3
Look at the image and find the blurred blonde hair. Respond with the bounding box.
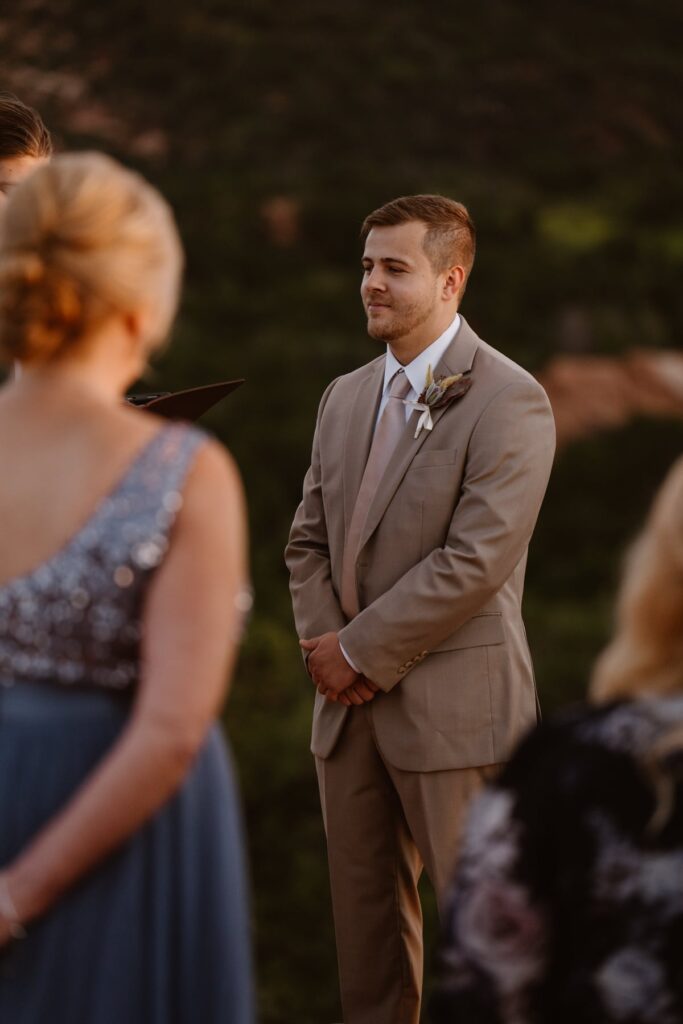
[591,455,683,704]
[0,152,182,365]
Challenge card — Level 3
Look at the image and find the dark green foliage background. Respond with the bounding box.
[5,2,682,1019]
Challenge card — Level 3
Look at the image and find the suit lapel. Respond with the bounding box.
[342,357,385,536]
[358,318,480,552]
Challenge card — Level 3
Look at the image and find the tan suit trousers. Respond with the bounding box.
[315,703,499,1024]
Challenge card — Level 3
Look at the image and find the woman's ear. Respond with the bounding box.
[122,307,147,342]
[119,308,156,380]
[123,305,160,354]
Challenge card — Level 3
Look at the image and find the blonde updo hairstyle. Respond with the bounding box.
[0,152,183,365]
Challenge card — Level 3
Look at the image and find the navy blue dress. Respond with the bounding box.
[0,424,254,1023]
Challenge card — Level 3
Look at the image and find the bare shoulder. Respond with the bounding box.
[101,408,244,518]
[103,407,243,497]
[188,436,242,490]
[179,435,245,527]
[107,401,167,440]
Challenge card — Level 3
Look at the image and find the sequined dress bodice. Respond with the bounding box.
[0,423,205,691]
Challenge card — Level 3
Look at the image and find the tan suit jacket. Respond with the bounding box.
[286,317,556,771]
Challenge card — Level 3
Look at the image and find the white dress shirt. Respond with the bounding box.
[377,312,461,423]
[339,313,461,675]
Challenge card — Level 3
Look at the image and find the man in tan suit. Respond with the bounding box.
[285,195,555,1024]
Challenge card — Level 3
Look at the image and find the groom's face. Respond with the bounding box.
[361,221,440,343]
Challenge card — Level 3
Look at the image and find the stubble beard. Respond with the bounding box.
[366,296,435,344]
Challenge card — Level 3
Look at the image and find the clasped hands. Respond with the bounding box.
[300,632,379,706]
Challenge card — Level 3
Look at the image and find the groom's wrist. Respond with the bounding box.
[338,640,360,674]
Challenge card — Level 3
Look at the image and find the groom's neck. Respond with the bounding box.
[389,310,458,365]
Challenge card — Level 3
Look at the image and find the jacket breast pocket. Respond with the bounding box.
[403,448,460,502]
[409,448,458,470]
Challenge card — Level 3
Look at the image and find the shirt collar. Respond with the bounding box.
[383,313,461,396]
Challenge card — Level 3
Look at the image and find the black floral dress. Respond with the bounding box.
[431,697,683,1024]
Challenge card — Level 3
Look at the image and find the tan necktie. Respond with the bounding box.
[340,369,412,619]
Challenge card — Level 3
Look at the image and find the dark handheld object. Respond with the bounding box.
[126,380,245,421]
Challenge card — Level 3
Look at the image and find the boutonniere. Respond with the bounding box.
[404,364,473,439]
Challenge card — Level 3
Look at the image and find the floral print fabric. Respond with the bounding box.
[431,697,683,1024]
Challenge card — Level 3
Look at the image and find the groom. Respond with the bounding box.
[286,195,555,1024]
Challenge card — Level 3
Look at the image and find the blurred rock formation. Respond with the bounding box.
[538,350,683,449]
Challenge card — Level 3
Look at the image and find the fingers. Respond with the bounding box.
[320,684,353,705]
[317,678,380,705]
[300,636,321,651]
[344,686,365,706]
[336,683,376,705]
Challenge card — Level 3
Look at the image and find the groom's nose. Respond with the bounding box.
[362,267,388,292]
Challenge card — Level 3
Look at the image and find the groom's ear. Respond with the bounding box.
[441,264,466,303]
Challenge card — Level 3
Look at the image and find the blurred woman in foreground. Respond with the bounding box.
[432,457,683,1024]
[0,153,253,1022]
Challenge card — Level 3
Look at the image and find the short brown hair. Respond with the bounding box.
[0,93,52,161]
[361,194,476,286]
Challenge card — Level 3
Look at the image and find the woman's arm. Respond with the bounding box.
[0,440,248,935]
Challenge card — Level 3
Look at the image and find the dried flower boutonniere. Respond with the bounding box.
[404,364,473,439]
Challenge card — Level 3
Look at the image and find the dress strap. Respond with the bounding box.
[119,422,207,507]
[101,423,208,572]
